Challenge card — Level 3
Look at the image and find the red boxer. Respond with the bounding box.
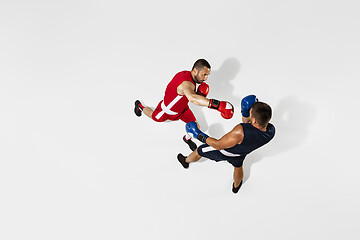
[134,59,234,151]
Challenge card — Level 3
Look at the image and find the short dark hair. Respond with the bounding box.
[192,59,211,70]
[251,102,272,128]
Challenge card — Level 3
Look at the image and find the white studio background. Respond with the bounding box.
[1,0,359,239]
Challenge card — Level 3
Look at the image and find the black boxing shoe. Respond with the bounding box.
[134,100,142,117]
[177,153,189,169]
[183,135,197,151]
[232,180,243,194]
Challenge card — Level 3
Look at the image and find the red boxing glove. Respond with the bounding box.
[208,99,234,119]
[218,101,234,119]
[196,82,209,97]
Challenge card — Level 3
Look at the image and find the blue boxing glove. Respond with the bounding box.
[185,121,208,143]
[241,95,258,117]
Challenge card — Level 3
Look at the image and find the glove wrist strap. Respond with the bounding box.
[197,133,208,143]
[208,99,220,110]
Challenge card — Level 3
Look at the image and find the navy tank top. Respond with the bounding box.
[224,123,275,156]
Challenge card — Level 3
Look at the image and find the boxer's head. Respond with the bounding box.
[191,59,211,84]
[250,102,272,128]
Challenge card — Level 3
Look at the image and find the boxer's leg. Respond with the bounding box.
[186,149,202,163]
[180,108,198,151]
[183,135,197,151]
[134,100,159,120]
[177,149,201,169]
[143,107,153,118]
[232,167,243,193]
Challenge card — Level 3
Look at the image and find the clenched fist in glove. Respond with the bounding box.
[241,95,258,117]
[185,121,208,143]
[196,82,209,97]
[208,99,234,119]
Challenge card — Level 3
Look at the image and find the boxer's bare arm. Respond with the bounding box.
[206,124,244,150]
[178,81,209,107]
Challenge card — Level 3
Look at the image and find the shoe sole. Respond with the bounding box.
[177,153,189,169]
[182,136,197,151]
[134,100,142,117]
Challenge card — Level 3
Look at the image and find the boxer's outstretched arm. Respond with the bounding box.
[206,124,244,150]
[178,81,210,107]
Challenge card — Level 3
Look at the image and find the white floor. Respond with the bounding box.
[1,1,360,239]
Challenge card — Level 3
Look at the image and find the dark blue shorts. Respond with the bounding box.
[197,144,246,168]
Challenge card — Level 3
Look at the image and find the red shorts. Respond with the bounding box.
[151,101,196,123]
